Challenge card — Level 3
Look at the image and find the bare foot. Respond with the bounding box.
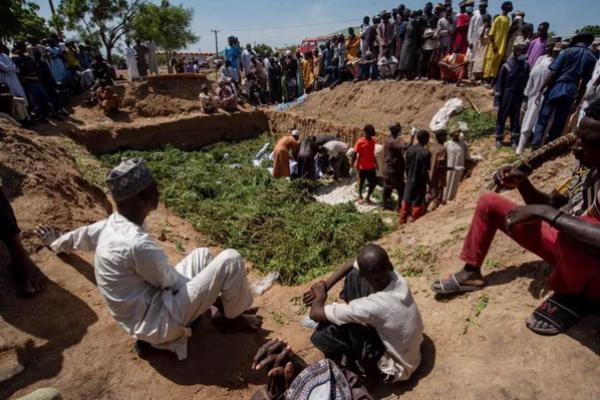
[211,309,264,332]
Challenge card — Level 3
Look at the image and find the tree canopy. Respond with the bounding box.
[577,25,600,37]
[0,0,52,43]
[58,0,140,61]
[132,1,197,53]
[254,43,274,57]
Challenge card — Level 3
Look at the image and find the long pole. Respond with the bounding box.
[47,0,64,40]
[211,29,219,59]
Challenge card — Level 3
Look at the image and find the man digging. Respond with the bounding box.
[36,158,262,359]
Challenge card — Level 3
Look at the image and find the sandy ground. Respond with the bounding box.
[0,81,599,400]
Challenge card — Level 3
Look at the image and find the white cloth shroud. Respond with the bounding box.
[430,98,464,132]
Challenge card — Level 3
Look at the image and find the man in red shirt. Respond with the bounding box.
[352,125,378,204]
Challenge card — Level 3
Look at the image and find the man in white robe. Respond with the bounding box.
[146,41,159,75]
[443,131,470,202]
[36,158,260,360]
[125,40,140,81]
[516,42,558,155]
[466,1,489,79]
[0,43,28,106]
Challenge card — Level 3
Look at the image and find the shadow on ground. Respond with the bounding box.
[0,269,98,399]
[140,317,271,389]
[371,334,436,398]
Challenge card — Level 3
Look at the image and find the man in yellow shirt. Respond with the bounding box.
[483,1,513,80]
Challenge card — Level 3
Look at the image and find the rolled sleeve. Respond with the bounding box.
[324,299,373,326]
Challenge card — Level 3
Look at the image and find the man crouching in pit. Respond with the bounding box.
[36,158,262,359]
[303,244,423,384]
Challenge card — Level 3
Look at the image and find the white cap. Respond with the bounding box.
[291,129,300,138]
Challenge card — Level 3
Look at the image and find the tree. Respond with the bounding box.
[132,0,197,70]
[0,1,51,43]
[577,25,600,37]
[58,0,140,62]
[253,43,273,57]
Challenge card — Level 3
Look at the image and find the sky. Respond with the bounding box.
[33,0,600,54]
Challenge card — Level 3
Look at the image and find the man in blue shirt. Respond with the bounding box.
[224,36,242,83]
[532,32,596,149]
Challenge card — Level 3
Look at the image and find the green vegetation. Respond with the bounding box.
[390,245,437,278]
[463,293,490,334]
[102,134,390,285]
[449,108,496,140]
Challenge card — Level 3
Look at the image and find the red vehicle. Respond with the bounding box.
[298,36,331,55]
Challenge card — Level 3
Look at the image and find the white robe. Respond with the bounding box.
[0,53,28,106]
[146,41,159,75]
[125,46,140,80]
[50,213,254,360]
[516,54,553,155]
[467,10,485,48]
[443,140,468,202]
[579,57,600,126]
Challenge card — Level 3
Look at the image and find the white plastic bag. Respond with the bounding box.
[252,271,280,295]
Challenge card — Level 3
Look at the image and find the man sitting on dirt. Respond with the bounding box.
[198,84,218,114]
[217,77,238,112]
[303,244,423,383]
[36,158,262,360]
[431,97,600,336]
[97,85,122,116]
[0,188,47,296]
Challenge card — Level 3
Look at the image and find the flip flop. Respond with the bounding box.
[526,294,588,336]
[431,273,486,295]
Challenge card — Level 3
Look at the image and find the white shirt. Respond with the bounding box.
[52,213,192,359]
[322,140,349,157]
[324,270,424,382]
[467,10,487,46]
[241,49,254,72]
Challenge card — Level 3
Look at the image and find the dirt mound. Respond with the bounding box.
[121,76,208,117]
[289,80,493,132]
[0,120,111,249]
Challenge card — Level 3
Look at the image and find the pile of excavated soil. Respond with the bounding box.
[271,80,493,136]
[120,76,208,117]
[0,120,111,251]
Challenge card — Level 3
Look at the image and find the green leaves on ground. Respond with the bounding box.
[449,108,496,140]
[102,135,389,285]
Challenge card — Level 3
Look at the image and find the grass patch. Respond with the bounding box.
[463,293,489,334]
[390,245,437,277]
[449,108,496,140]
[57,137,109,190]
[101,134,391,285]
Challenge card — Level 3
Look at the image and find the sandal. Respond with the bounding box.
[526,293,588,336]
[431,273,486,295]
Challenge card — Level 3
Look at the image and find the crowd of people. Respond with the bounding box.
[269,123,472,223]
[3,97,600,399]
[217,0,598,153]
[1,1,600,399]
[0,35,124,124]
[125,39,159,80]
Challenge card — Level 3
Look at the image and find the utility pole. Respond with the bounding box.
[211,29,219,59]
